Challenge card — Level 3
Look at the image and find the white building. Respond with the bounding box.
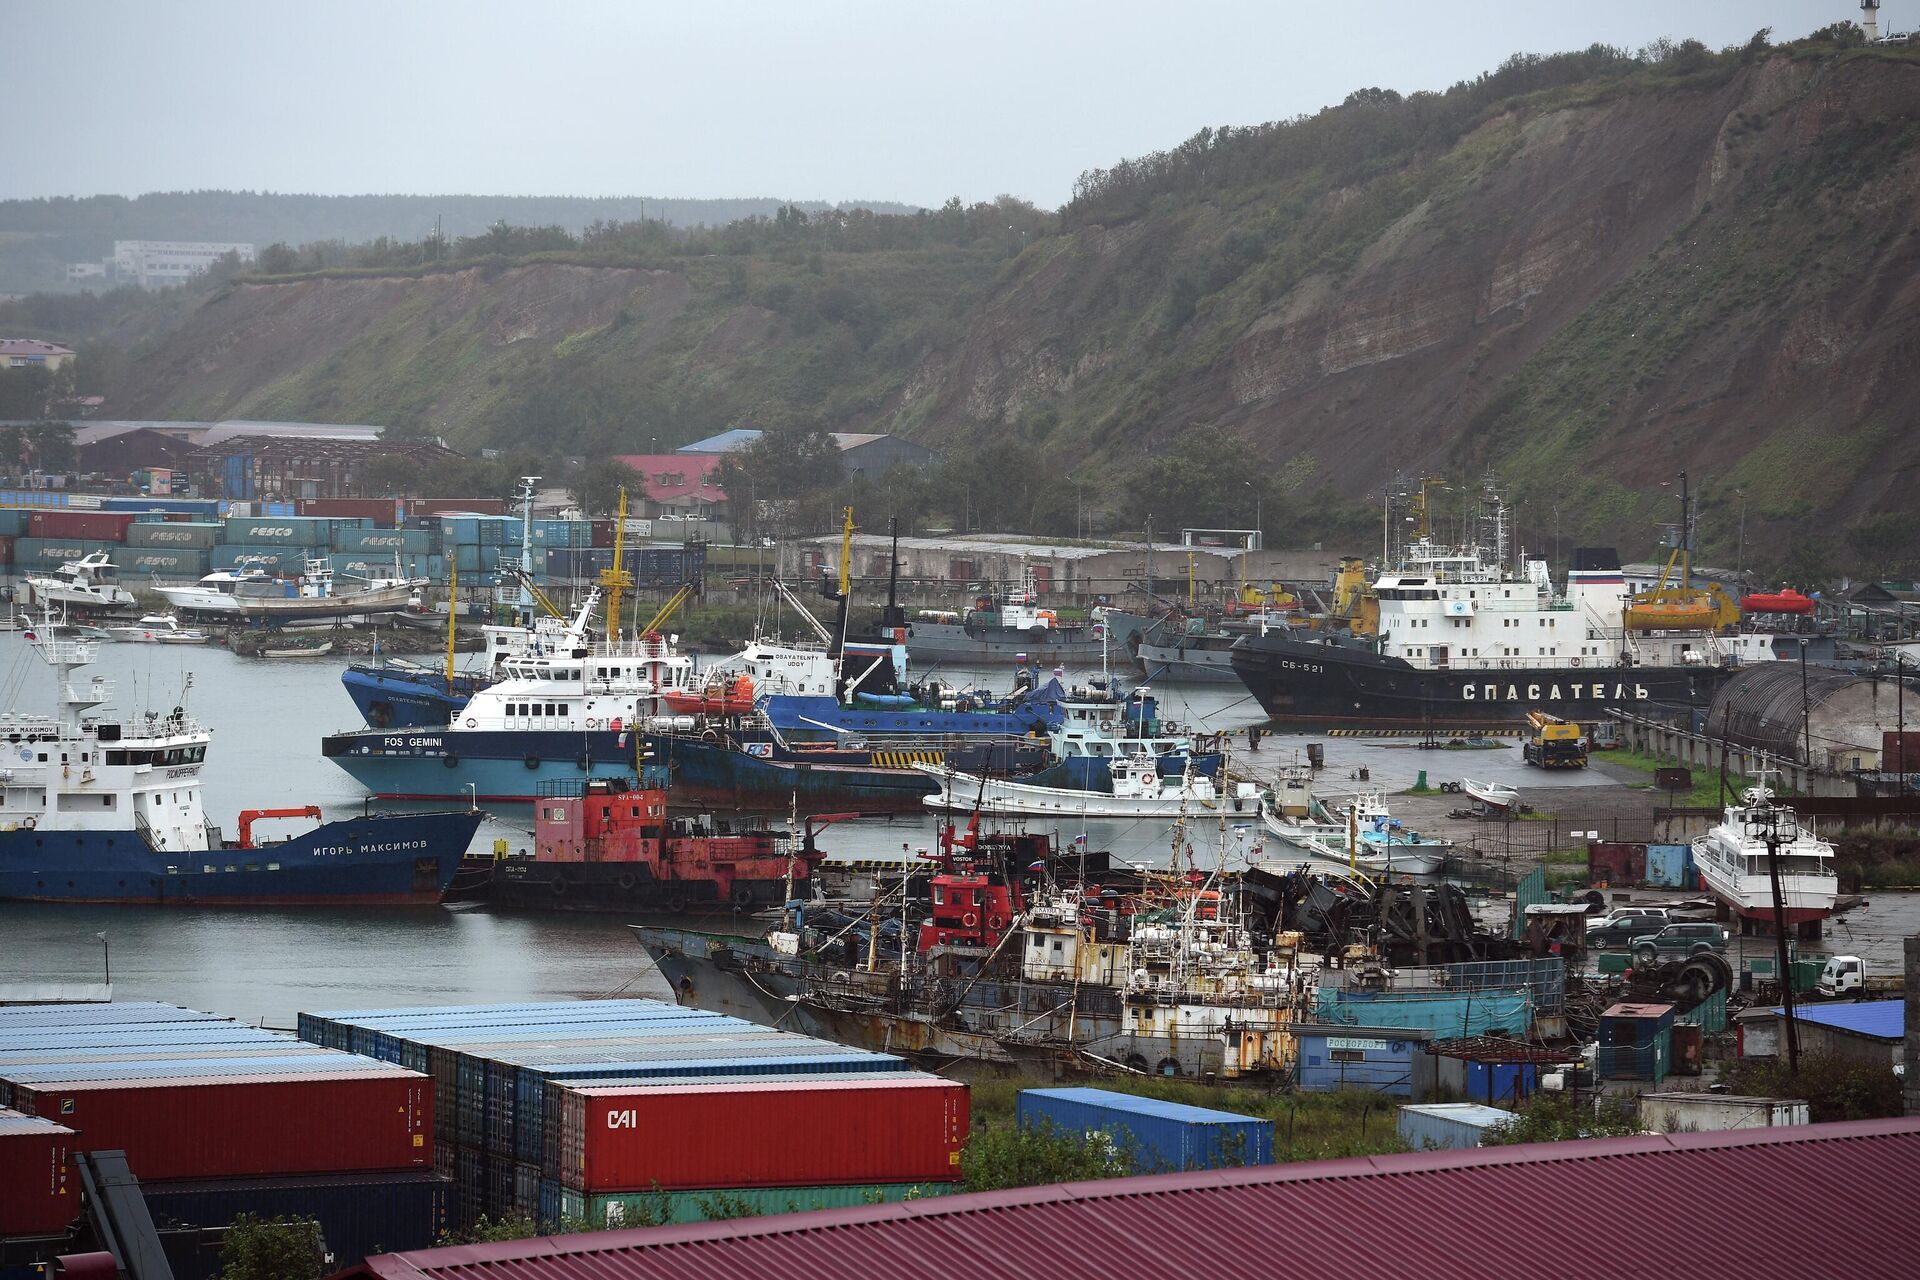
[112,240,256,289]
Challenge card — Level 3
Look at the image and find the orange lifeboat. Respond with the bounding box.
[1742,588,1815,615]
[662,673,757,717]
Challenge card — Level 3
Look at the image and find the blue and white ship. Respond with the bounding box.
[323,594,691,802]
[0,623,483,905]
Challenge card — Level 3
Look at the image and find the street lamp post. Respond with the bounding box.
[1799,638,1813,771]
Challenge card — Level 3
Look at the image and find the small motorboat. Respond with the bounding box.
[260,640,334,658]
[106,613,210,645]
[1461,778,1520,811]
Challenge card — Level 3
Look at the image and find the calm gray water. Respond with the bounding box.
[6,633,1908,1026]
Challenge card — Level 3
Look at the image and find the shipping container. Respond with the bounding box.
[0,509,31,536]
[109,546,212,578]
[101,497,222,518]
[298,498,403,526]
[1646,843,1692,888]
[1637,1093,1809,1134]
[531,520,593,549]
[142,1170,451,1280]
[333,527,434,555]
[0,1108,78,1235]
[125,521,223,550]
[1396,1103,1517,1151]
[1587,841,1645,886]
[0,534,13,566]
[552,1076,966,1192]
[410,498,508,518]
[0,1002,223,1027]
[9,1069,432,1181]
[541,1179,950,1232]
[544,548,614,580]
[330,553,444,582]
[1016,1088,1272,1173]
[209,544,322,575]
[26,510,138,541]
[221,516,339,547]
[13,538,117,569]
[452,544,503,575]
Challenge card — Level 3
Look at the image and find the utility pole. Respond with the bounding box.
[1800,638,1813,773]
[1745,794,1800,1075]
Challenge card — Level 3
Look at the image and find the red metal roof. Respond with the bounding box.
[609,454,727,506]
[336,1118,1920,1278]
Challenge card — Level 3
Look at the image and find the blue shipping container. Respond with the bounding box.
[334,527,434,555]
[142,1171,450,1280]
[1017,1088,1273,1172]
[1646,843,1692,888]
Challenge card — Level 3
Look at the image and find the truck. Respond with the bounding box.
[1815,955,1904,998]
[1523,710,1588,770]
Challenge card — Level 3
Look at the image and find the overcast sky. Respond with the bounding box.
[4,1,1863,208]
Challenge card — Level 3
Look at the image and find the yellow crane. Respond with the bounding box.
[639,581,696,636]
[597,486,635,639]
[1523,709,1588,769]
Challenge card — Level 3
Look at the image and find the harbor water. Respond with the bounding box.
[4,633,1912,1024]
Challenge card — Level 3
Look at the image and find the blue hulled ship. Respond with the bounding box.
[0,625,483,905]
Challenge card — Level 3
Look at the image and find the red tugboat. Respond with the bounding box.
[916,813,1032,956]
[489,778,841,914]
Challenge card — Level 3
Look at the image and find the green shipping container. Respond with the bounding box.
[126,521,223,550]
[0,509,30,537]
[334,527,435,554]
[13,537,116,568]
[109,546,211,578]
[550,1182,948,1231]
[222,516,340,546]
[1791,958,1823,993]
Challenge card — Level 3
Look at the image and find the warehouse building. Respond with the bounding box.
[339,1119,1920,1277]
[1775,1001,1904,1071]
[1705,665,1912,771]
[780,533,1340,600]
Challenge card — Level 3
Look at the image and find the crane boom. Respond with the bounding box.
[640,581,696,636]
[501,565,569,623]
[598,486,635,638]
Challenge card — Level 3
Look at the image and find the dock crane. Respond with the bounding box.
[598,486,636,638]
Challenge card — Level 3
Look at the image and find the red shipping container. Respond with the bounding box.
[1883,732,1920,771]
[590,519,614,548]
[298,498,398,527]
[26,510,138,541]
[0,1108,78,1235]
[10,1069,432,1182]
[556,1076,966,1192]
[410,498,507,517]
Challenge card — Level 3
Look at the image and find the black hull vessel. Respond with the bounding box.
[1229,632,1730,729]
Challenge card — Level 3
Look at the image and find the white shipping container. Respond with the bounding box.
[1638,1093,1808,1133]
[1396,1103,1515,1151]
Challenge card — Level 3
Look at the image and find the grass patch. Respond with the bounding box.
[1602,748,1743,808]
[965,1078,1407,1179]
[1540,848,1587,866]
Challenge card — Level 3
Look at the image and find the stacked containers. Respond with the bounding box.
[0,1003,442,1264]
[0,1108,78,1236]
[298,1000,962,1231]
[1015,1088,1273,1173]
[13,538,116,570]
[25,510,139,541]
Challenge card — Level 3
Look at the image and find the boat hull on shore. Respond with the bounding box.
[322,727,635,801]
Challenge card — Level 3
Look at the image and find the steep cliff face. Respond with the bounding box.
[891,52,1920,567]
[90,48,1920,569]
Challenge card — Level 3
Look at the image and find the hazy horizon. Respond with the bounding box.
[3,1,1865,209]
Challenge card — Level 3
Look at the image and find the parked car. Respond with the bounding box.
[1584,907,1670,948]
[1631,922,1729,964]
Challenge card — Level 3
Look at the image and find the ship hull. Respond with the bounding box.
[1230,632,1729,728]
[1137,642,1244,685]
[322,728,636,801]
[488,861,795,916]
[645,734,940,813]
[760,694,1060,740]
[341,665,488,729]
[902,611,1154,668]
[0,810,483,905]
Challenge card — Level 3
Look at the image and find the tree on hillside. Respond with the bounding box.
[0,366,53,420]
[1121,427,1275,536]
[713,427,845,503]
[571,458,644,516]
[211,1214,324,1280]
[359,453,424,497]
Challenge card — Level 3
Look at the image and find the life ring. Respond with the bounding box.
[702,728,719,744]
[586,718,599,730]
[985,913,1007,930]
[1570,657,1581,668]
[523,755,540,771]
[21,816,35,831]
[731,885,755,910]
[443,754,460,769]
[549,876,568,897]
[962,911,979,927]
[615,872,637,892]
[465,717,477,728]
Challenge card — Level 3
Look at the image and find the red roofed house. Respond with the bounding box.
[1,338,77,372]
[611,454,728,518]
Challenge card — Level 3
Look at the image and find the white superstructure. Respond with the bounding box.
[1690,785,1838,923]
[23,552,137,612]
[1,627,211,852]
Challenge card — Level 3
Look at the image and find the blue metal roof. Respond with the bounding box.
[1776,1000,1904,1040]
[1021,1087,1259,1127]
[677,428,763,453]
